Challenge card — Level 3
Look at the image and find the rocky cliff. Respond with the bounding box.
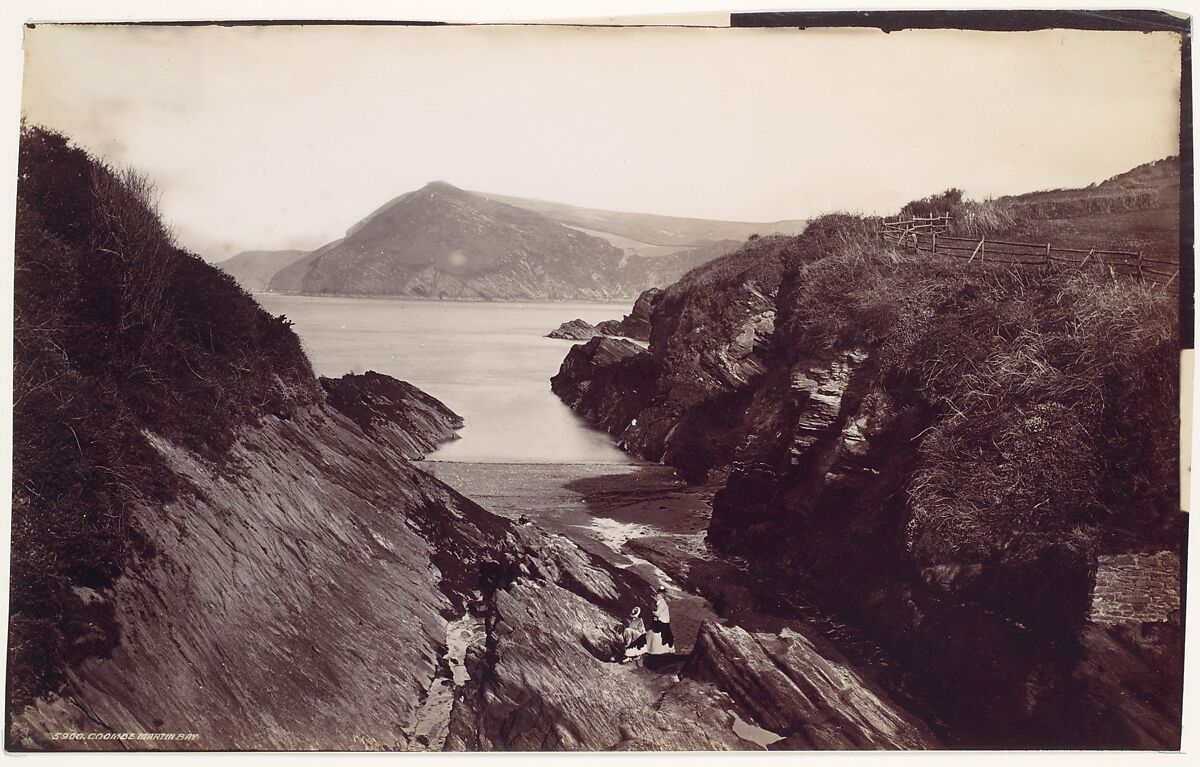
[11,126,939,753]
[320,371,464,459]
[11,394,507,750]
[551,210,1183,748]
[595,287,663,341]
[547,319,600,340]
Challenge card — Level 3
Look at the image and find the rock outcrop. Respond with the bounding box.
[547,319,600,340]
[320,371,463,459]
[688,623,935,749]
[10,397,509,750]
[446,522,936,751]
[551,235,792,481]
[551,211,1184,748]
[595,287,664,341]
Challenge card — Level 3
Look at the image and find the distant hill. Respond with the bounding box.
[267,182,807,301]
[217,249,306,292]
[270,181,628,300]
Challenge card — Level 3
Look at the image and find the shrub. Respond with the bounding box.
[949,200,1017,237]
[901,188,964,219]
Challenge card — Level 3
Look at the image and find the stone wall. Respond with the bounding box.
[1089,551,1182,625]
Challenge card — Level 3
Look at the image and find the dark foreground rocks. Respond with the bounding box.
[688,623,935,749]
[447,524,938,751]
[11,365,938,751]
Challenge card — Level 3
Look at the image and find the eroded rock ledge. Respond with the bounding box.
[446,524,937,751]
[321,371,464,458]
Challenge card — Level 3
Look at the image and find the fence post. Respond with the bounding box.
[1080,248,1095,270]
[1045,242,1051,267]
[1137,252,1144,281]
[932,230,937,254]
[968,237,984,265]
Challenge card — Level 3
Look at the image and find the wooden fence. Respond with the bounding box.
[880,215,1179,290]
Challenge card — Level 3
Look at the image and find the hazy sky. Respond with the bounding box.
[21,23,1182,262]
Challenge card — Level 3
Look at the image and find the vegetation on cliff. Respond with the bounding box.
[11,125,322,710]
[551,165,1182,746]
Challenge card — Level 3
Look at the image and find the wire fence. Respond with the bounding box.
[880,215,1179,290]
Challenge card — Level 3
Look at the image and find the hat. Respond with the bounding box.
[629,607,641,618]
[657,585,667,593]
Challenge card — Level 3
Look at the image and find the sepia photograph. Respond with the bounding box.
[3,4,1192,755]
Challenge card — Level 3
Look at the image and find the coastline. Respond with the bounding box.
[251,290,639,306]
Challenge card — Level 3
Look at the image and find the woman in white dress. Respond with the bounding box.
[644,585,675,655]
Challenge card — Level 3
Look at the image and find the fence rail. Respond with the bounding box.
[880,215,1178,290]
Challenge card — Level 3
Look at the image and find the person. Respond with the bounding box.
[619,607,647,663]
[644,585,675,655]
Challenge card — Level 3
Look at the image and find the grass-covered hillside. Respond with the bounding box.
[998,156,1181,262]
[552,169,1183,746]
[10,125,321,710]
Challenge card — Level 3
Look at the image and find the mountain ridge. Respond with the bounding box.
[259,181,807,300]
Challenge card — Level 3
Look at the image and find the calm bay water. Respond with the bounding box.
[255,294,635,463]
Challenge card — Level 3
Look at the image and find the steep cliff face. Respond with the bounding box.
[551,235,797,481]
[10,133,516,745]
[551,213,1183,748]
[11,398,511,750]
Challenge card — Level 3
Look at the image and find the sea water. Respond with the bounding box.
[255,294,634,463]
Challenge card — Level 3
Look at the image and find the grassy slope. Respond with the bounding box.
[998,156,1181,262]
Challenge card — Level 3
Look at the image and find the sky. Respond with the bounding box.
[19,22,1183,262]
